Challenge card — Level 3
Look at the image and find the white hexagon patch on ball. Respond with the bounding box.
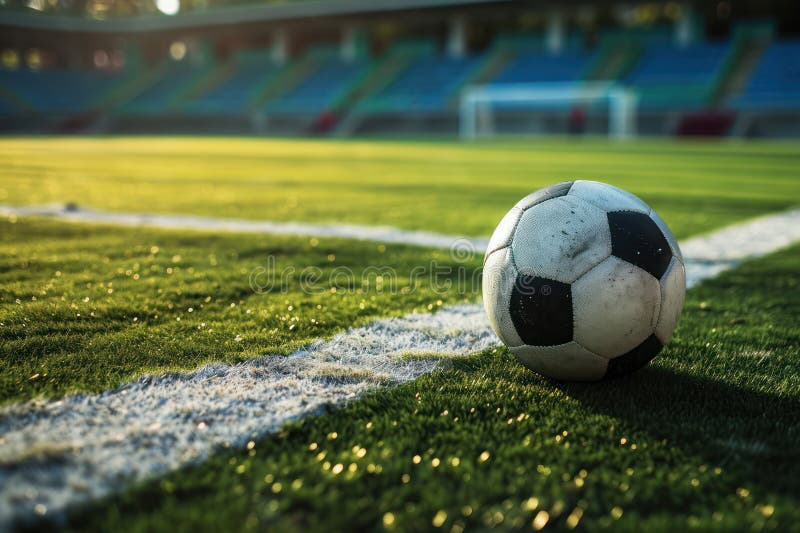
[482,180,686,381]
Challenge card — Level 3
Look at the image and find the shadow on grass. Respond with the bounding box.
[555,364,800,494]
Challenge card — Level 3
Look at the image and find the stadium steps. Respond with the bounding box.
[624,43,733,110]
[99,63,167,111]
[326,61,377,114]
[714,42,767,106]
[254,52,327,110]
[334,44,432,135]
[266,56,371,117]
[585,41,641,82]
[119,63,217,115]
[174,63,237,111]
[353,41,435,105]
[714,23,773,106]
[443,54,498,109]
[458,45,515,87]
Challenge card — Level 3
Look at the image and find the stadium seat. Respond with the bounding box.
[0,67,122,114]
[625,43,731,109]
[267,57,369,115]
[733,40,800,108]
[360,55,483,112]
[123,62,212,114]
[490,51,593,85]
[184,61,279,114]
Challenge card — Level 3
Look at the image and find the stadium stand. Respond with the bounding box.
[0,94,16,116]
[359,54,484,113]
[183,55,279,114]
[0,67,122,114]
[122,61,213,115]
[624,43,731,109]
[489,51,593,86]
[267,56,369,115]
[1,3,799,137]
[733,40,800,108]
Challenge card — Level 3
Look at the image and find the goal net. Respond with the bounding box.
[459,82,638,139]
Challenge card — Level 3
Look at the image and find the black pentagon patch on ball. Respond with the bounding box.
[604,334,663,379]
[509,274,573,346]
[517,181,574,210]
[607,211,672,279]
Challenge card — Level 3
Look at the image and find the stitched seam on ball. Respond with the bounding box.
[563,195,614,283]
[502,248,524,348]
[649,208,683,259]
[654,258,671,330]
[507,209,525,273]
[573,339,611,361]
[518,194,564,214]
[484,207,523,264]
[517,181,573,213]
[483,243,507,266]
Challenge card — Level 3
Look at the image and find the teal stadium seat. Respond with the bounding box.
[123,62,210,115]
[361,55,483,113]
[489,51,593,86]
[0,68,122,114]
[184,60,279,114]
[267,58,368,115]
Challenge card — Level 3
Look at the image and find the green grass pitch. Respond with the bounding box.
[70,245,800,532]
[1,137,800,237]
[0,217,480,404]
[1,137,799,531]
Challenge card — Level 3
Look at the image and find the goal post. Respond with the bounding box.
[459,82,638,139]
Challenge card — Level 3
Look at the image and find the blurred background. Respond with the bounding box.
[0,0,798,138]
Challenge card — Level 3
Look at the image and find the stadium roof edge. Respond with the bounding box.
[0,0,510,33]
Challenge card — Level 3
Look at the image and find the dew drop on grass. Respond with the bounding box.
[532,510,549,530]
[566,508,584,529]
[432,510,447,527]
[522,497,539,511]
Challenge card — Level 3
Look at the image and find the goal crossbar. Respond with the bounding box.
[459,82,638,139]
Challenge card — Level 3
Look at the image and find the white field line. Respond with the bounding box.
[0,305,497,528]
[1,206,800,528]
[0,204,490,251]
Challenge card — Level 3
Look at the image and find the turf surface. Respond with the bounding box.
[0,217,480,404]
[1,137,799,238]
[2,136,799,531]
[67,244,800,532]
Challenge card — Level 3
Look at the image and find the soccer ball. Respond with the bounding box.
[482,181,685,381]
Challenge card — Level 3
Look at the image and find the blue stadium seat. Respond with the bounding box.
[268,58,367,114]
[0,68,121,114]
[184,62,277,114]
[626,43,730,85]
[490,51,593,85]
[625,43,730,109]
[0,94,18,116]
[734,40,800,108]
[363,55,483,112]
[124,62,209,114]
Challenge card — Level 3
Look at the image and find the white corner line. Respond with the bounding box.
[0,204,490,252]
[1,205,800,528]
